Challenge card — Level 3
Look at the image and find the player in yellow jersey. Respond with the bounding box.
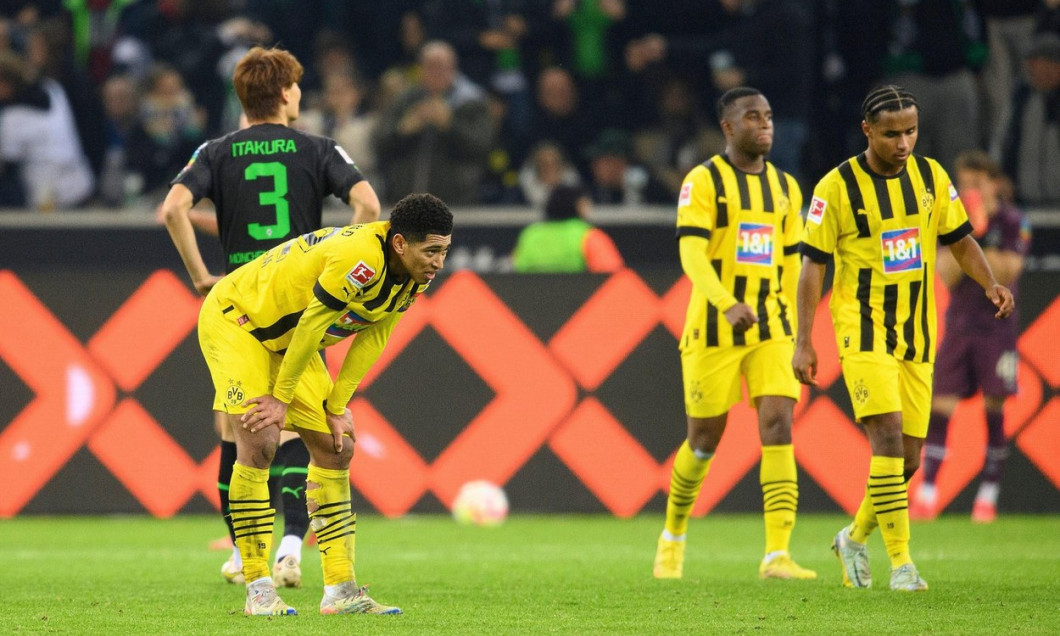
[161,47,382,589]
[653,87,815,581]
[793,85,1014,592]
[197,193,452,616]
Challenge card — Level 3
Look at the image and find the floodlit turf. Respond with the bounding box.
[3,513,1059,634]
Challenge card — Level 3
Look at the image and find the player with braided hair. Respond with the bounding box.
[792,84,1014,591]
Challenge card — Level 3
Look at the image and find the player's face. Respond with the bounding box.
[395,234,451,284]
[863,107,918,174]
[724,95,773,157]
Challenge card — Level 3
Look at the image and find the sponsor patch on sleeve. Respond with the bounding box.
[344,261,376,289]
[807,196,827,225]
[948,183,959,201]
[678,182,692,207]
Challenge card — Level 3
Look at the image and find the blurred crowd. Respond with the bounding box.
[1,0,1059,213]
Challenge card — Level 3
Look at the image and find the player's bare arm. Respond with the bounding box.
[160,183,223,295]
[948,234,1015,318]
[348,180,381,224]
[983,247,1024,288]
[792,257,827,386]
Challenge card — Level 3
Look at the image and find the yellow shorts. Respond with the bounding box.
[840,351,932,438]
[681,339,801,418]
[198,296,332,434]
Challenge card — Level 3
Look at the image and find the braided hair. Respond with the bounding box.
[861,85,918,123]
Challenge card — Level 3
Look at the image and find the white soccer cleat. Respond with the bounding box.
[890,563,929,591]
[244,577,297,616]
[832,526,871,588]
[320,581,402,615]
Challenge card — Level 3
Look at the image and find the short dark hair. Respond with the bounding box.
[544,184,586,221]
[388,193,453,243]
[862,84,918,123]
[716,86,762,122]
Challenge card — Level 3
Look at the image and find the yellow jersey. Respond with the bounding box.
[676,154,803,348]
[209,221,427,409]
[800,153,972,363]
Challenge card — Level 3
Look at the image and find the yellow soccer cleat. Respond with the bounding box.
[320,582,403,615]
[221,554,244,585]
[244,577,297,616]
[653,536,685,579]
[759,552,818,580]
[272,554,302,588]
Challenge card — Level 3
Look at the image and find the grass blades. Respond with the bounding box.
[3,514,1058,634]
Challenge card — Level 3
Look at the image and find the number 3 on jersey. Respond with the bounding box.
[245,162,290,240]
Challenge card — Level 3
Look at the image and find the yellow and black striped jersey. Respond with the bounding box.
[676,154,803,348]
[800,153,973,363]
[209,221,427,407]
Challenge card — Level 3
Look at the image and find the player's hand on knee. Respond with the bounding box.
[325,407,355,453]
[240,395,288,433]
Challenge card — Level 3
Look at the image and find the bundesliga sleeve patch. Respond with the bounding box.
[678,183,692,207]
[344,261,377,289]
[948,183,959,201]
[807,196,827,224]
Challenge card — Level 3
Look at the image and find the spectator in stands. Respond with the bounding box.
[519,140,582,208]
[623,0,815,180]
[979,1,1039,155]
[97,73,140,206]
[584,127,670,205]
[1000,32,1060,207]
[0,49,94,210]
[373,40,493,205]
[420,0,541,150]
[512,183,624,273]
[531,66,598,179]
[126,64,206,198]
[296,71,381,200]
[883,0,986,173]
[634,74,723,199]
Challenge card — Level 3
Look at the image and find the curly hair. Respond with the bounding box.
[388,193,454,242]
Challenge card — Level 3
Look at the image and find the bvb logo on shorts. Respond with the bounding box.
[852,379,869,406]
[226,380,245,407]
[688,381,703,404]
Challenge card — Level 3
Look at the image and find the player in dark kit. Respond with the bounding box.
[910,151,1030,523]
[160,47,380,590]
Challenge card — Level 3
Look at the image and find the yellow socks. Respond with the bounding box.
[306,465,357,586]
[867,455,912,568]
[760,444,798,554]
[229,462,274,583]
[850,485,879,544]
[664,440,713,537]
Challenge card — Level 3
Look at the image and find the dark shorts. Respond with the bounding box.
[934,328,1019,398]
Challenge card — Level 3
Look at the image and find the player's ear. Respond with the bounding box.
[392,233,407,255]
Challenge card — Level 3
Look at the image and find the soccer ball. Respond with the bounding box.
[451,480,509,527]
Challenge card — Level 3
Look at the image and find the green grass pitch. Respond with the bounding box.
[3,513,1058,634]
